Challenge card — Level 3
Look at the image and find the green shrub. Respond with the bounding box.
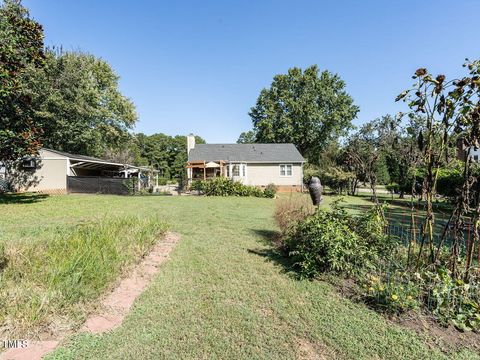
[194,178,272,198]
[320,167,354,194]
[286,206,371,278]
[385,183,400,195]
[190,180,204,192]
[354,205,396,257]
[281,201,393,278]
[436,162,464,199]
[263,183,278,198]
[157,177,169,186]
[123,178,136,195]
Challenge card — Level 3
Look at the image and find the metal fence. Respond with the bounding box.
[67,176,131,195]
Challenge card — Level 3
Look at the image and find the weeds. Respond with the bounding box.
[0,215,167,337]
[274,195,314,238]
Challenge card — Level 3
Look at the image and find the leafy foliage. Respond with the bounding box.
[263,183,278,198]
[193,177,276,198]
[284,203,382,278]
[0,0,45,161]
[321,166,354,194]
[361,274,420,313]
[248,65,359,162]
[360,266,480,331]
[276,197,480,331]
[236,130,256,144]
[435,160,479,199]
[22,50,137,157]
[135,133,205,181]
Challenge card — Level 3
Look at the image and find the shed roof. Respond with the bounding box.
[42,148,123,165]
[41,148,159,172]
[188,143,304,163]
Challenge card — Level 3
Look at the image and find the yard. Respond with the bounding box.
[1,194,478,359]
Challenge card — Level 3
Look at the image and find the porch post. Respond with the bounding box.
[187,164,192,183]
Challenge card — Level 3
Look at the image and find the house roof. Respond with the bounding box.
[187,143,304,163]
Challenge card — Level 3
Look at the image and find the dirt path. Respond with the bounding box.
[1,232,180,360]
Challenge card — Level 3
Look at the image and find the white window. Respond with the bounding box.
[232,164,240,176]
[229,163,246,177]
[280,164,292,176]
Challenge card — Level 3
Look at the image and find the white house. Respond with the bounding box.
[186,135,305,192]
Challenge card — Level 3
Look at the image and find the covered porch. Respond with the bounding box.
[186,161,247,183]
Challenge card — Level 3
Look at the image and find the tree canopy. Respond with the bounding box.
[0,0,45,161]
[248,65,359,162]
[236,130,256,144]
[135,133,205,180]
[23,50,137,157]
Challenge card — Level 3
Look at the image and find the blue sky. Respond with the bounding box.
[23,0,480,143]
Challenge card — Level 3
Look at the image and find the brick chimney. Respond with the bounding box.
[187,134,196,155]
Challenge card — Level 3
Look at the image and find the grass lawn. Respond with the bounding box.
[1,194,478,359]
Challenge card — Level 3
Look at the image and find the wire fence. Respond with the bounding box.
[385,210,480,262]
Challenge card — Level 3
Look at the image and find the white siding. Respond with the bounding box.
[245,163,303,186]
[23,149,68,192]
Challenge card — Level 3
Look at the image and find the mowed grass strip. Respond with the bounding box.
[8,195,468,360]
[0,215,167,338]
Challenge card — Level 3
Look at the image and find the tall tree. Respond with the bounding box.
[135,133,205,180]
[237,130,256,144]
[0,0,45,161]
[249,65,359,161]
[23,50,137,157]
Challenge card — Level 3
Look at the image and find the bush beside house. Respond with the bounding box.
[191,178,277,198]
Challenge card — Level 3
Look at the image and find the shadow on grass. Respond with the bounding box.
[0,193,49,204]
[249,229,279,245]
[248,228,298,276]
